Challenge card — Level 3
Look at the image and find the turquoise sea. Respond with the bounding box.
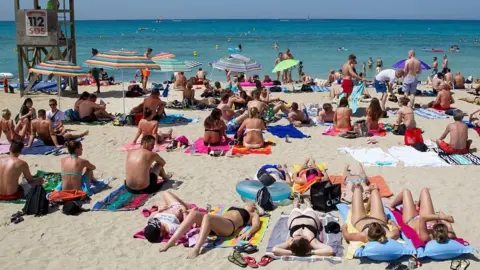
[0,19,479,82]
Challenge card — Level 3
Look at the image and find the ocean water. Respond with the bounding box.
[1,19,479,82]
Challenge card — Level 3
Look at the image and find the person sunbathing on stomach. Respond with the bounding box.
[158,202,261,259]
[60,140,96,191]
[131,108,173,146]
[435,111,471,154]
[333,97,352,131]
[237,107,266,149]
[389,188,455,243]
[342,184,400,243]
[272,198,334,256]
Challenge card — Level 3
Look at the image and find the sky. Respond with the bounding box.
[2,0,479,21]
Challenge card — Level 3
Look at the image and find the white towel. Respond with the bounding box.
[338,147,398,167]
[388,146,450,167]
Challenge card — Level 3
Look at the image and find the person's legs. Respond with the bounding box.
[159,210,205,252]
[273,103,290,114]
[94,109,115,120]
[380,92,387,111]
[63,130,89,140]
[151,163,173,180]
[351,185,368,225]
[163,191,188,209]
[390,189,417,224]
[367,188,386,222]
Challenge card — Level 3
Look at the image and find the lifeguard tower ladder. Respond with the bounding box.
[14,0,78,96]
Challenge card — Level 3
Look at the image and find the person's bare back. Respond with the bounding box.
[0,156,28,196]
[78,100,98,118]
[31,119,53,142]
[247,100,267,115]
[436,90,454,109]
[138,119,158,137]
[405,57,421,77]
[144,96,164,117]
[446,122,468,149]
[397,106,416,129]
[334,107,352,129]
[125,148,160,190]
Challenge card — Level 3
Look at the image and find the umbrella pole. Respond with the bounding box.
[122,70,125,116]
[57,76,61,108]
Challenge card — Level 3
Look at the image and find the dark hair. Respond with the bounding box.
[49,98,57,104]
[199,68,203,71]
[214,81,221,89]
[147,48,153,52]
[144,107,153,119]
[151,89,160,96]
[290,238,310,256]
[240,90,248,100]
[323,103,333,112]
[367,98,383,121]
[9,140,24,154]
[252,90,260,99]
[80,91,90,100]
[255,80,262,89]
[338,97,349,108]
[144,224,161,243]
[291,102,299,110]
[366,222,387,243]
[437,73,444,79]
[89,94,97,100]
[399,97,410,106]
[23,98,33,107]
[432,223,449,243]
[65,140,82,154]
[221,94,229,102]
[141,135,155,145]
[20,105,30,116]
[348,54,357,60]
[204,108,222,129]
[38,109,46,117]
[433,57,437,60]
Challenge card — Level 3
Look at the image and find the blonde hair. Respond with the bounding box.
[248,107,259,118]
[1,108,11,118]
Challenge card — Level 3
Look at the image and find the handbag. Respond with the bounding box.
[310,181,341,212]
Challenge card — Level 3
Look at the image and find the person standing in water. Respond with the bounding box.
[142,48,153,91]
[376,57,383,74]
[274,42,279,50]
[367,57,373,70]
[403,50,422,108]
[238,44,242,52]
[283,48,294,83]
[275,53,284,82]
[442,55,449,73]
[431,57,438,75]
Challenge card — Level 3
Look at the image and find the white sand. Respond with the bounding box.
[0,83,479,269]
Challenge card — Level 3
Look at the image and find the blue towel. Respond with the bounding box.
[267,124,310,139]
[21,140,62,155]
[414,108,449,119]
[159,114,200,125]
[55,176,109,196]
[463,120,475,128]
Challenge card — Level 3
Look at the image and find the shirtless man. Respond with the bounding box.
[301,72,313,85]
[283,49,294,82]
[227,90,267,129]
[217,94,244,121]
[317,103,335,123]
[275,52,283,81]
[174,72,187,90]
[273,102,310,127]
[0,109,15,142]
[196,68,206,83]
[454,72,465,89]
[78,94,115,122]
[0,141,43,200]
[342,54,363,99]
[125,135,172,194]
[183,82,196,107]
[403,50,422,108]
[396,97,416,129]
[432,73,444,94]
[442,55,449,73]
[436,111,471,154]
[131,89,166,120]
[429,83,454,110]
[431,57,438,75]
[260,88,281,104]
[376,57,383,74]
[367,57,373,70]
[444,69,454,87]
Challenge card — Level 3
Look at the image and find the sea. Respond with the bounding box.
[1,19,479,82]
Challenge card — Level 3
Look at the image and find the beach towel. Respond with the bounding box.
[322,126,342,136]
[462,121,480,136]
[338,147,399,167]
[311,85,331,92]
[267,124,310,139]
[432,148,480,165]
[329,175,393,198]
[54,176,110,197]
[184,138,232,154]
[340,83,364,114]
[0,139,63,155]
[120,140,171,152]
[92,184,160,211]
[367,123,387,137]
[414,108,449,119]
[158,114,200,125]
[48,190,88,203]
[265,213,343,264]
[232,141,273,155]
[388,146,450,167]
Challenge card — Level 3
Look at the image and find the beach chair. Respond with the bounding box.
[161,84,169,102]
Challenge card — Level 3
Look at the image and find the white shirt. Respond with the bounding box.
[46,110,65,128]
[151,213,180,234]
[375,69,397,83]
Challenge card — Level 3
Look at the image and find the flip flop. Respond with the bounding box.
[234,244,258,254]
[142,205,159,217]
[243,256,258,268]
[228,251,247,268]
[451,259,461,270]
[460,259,470,270]
[257,255,274,267]
[228,254,247,268]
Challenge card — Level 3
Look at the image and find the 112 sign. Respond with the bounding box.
[25,10,48,37]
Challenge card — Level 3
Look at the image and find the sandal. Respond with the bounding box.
[257,255,274,267]
[142,205,159,217]
[243,256,258,268]
[234,244,258,254]
[451,259,461,270]
[228,251,247,268]
[460,259,470,270]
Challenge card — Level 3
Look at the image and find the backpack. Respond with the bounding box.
[22,186,49,216]
[256,186,275,211]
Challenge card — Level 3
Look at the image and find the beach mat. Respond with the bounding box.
[267,124,310,139]
[159,114,200,125]
[0,139,63,155]
[338,147,399,167]
[184,138,232,154]
[329,175,393,198]
[414,108,449,119]
[92,184,160,211]
[265,213,343,264]
[120,140,171,152]
[232,141,273,155]
[432,149,480,165]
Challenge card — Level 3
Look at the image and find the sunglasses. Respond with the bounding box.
[49,104,57,106]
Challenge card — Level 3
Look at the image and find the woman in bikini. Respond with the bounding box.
[0,109,15,142]
[159,202,261,259]
[396,97,416,131]
[333,97,352,131]
[204,108,228,145]
[131,108,173,146]
[60,140,96,191]
[273,198,334,256]
[280,157,329,187]
[366,98,383,131]
[237,107,266,149]
[342,184,400,243]
[389,188,455,243]
[341,163,370,203]
[18,98,37,121]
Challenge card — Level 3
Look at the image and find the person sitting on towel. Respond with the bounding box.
[131,108,173,146]
[389,188,456,243]
[272,102,310,127]
[272,198,334,257]
[279,157,329,188]
[99,68,115,85]
[366,98,383,131]
[26,109,89,148]
[0,141,43,200]
[47,99,66,135]
[317,103,334,124]
[237,107,266,149]
[301,72,314,85]
[228,90,268,128]
[341,163,371,203]
[342,184,400,243]
[158,202,261,259]
[143,192,191,243]
[260,87,281,104]
[74,91,90,112]
[428,83,454,110]
[204,108,229,146]
[125,135,173,194]
[60,140,96,191]
[217,94,245,121]
[174,72,187,90]
[395,97,417,131]
[131,89,167,120]
[78,94,115,122]
[333,97,353,131]
[435,111,471,154]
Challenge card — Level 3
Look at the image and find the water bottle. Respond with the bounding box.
[191,144,197,155]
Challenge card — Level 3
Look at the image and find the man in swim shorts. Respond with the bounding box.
[403,50,422,108]
[130,89,166,120]
[442,55,449,72]
[374,69,405,114]
[431,57,438,75]
[436,111,471,154]
[0,141,44,200]
[125,135,173,194]
[26,109,88,148]
[342,54,363,99]
[78,94,115,122]
[428,83,454,110]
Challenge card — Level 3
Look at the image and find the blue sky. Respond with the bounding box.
[2,0,479,20]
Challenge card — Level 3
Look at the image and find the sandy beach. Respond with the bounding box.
[0,82,479,270]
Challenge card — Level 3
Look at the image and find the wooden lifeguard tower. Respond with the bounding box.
[14,0,78,96]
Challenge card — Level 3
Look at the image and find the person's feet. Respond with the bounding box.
[80,130,89,137]
[186,248,200,259]
[162,172,174,180]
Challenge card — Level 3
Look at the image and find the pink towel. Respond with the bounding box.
[322,126,339,136]
[0,140,10,155]
[184,138,232,154]
[120,140,171,152]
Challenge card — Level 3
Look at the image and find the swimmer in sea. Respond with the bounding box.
[274,42,279,50]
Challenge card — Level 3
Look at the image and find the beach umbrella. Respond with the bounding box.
[184,60,202,69]
[392,59,431,70]
[272,59,300,73]
[29,60,89,107]
[229,54,251,62]
[212,57,262,73]
[153,59,191,72]
[152,52,176,60]
[84,50,160,114]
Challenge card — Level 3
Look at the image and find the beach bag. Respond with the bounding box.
[310,181,341,212]
[354,120,368,137]
[404,128,424,146]
[269,86,282,92]
[273,80,281,86]
[22,186,49,216]
[256,186,275,211]
[301,84,313,92]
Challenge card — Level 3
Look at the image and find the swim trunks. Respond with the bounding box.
[43,134,67,146]
[341,79,354,94]
[0,186,24,200]
[438,140,470,154]
[227,118,240,133]
[125,173,165,194]
[374,80,387,93]
[402,75,418,94]
[81,114,97,122]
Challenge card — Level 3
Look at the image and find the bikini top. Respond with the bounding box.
[61,155,82,177]
[289,215,321,238]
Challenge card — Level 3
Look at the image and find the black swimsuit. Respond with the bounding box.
[289,215,320,238]
[354,217,389,232]
[210,207,251,236]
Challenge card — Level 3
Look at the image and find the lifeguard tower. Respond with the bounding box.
[14,0,78,96]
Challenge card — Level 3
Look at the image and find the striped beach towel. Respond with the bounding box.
[93,184,159,211]
[432,149,480,165]
[414,108,449,119]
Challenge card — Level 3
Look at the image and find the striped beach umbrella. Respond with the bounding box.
[153,59,191,72]
[152,52,176,60]
[212,56,262,73]
[229,54,251,62]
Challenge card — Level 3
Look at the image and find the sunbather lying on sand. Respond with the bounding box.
[272,198,334,256]
[389,188,456,243]
[131,108,173,146]
[341,163,370,203]
[159,202,261,259]
[469,107,480,127]
[460,96,480,105]
[280,157,329,188]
